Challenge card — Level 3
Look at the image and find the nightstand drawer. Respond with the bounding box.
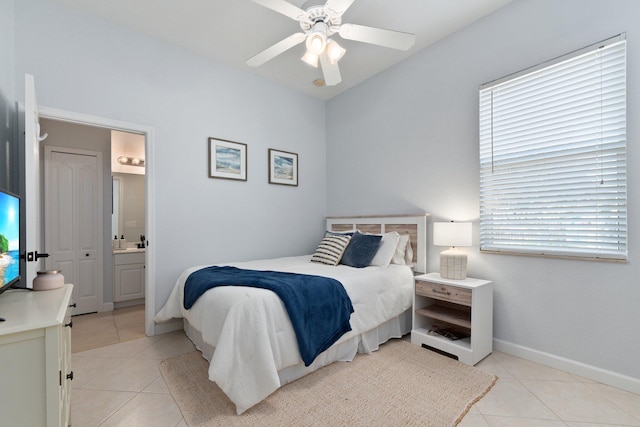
[415,281,472,306]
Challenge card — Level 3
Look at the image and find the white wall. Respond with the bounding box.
[13,0,328,312]
[327,0,640,384]
[0,0,17,193]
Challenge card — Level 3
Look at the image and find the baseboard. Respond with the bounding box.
[154,318,183,335]
[101,302,114,312]
[493,338,640,395]
[114,298,145,310]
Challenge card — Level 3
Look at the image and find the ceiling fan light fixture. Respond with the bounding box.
[326,39,346,64]
[301,50,319,67]
[248,0,416,88]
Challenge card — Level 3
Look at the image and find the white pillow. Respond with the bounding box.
[391,234,412,266]
[404,238,414,267]
[369,231,400,267]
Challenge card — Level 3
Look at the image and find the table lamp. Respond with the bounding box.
[433,221,472,279]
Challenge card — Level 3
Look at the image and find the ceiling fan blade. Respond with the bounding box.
[246,33,306,67]
[319,52,342,86]
[251,0,307,21]
[339,23,415,51]
[324,0,356,16]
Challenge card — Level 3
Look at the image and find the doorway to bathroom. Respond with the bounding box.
[111,131,146,307]
[40,113,154,335]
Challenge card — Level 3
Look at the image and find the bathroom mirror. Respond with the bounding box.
[112,173,145,243]
[112,176,121,238]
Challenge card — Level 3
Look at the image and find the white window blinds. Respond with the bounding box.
[479,35,627,260]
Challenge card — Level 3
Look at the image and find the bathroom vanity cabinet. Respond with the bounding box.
[113,250,145,302]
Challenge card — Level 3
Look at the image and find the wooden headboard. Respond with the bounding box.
[325,214,429,274]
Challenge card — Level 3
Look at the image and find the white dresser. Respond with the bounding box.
[0,284,74,426]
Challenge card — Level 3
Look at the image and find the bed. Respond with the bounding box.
[154,214,428,414]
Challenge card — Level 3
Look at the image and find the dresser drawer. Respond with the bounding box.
[415,280,472,306]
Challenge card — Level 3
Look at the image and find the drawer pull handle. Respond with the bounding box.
[433,289,451,296]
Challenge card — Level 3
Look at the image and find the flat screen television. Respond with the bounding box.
[0,188,20,295]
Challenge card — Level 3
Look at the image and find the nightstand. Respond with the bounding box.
[411,272,493,365]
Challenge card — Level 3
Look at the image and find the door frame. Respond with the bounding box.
[21,74,43,288]
[38,106,157,336]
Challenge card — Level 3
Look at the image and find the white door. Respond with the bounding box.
[22,74,47,286]
[44,147,103,314]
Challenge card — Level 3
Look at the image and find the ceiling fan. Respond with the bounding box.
[246,0,416,86]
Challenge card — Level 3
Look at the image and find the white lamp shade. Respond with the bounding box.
[326,39,346,64]
[433,222,472,247]
[301,50,319,67]
[305,25,327,55]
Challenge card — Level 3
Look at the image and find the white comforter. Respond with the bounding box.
[154,255,413,413]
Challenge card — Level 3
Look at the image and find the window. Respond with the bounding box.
[479,35,627,260]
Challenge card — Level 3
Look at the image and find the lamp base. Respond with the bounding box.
[439,248,467,280]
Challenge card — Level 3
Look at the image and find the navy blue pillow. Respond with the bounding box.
[340,231,382,268]
[325,230,354,237]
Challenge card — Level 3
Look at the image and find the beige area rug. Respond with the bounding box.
[160,339,497,427]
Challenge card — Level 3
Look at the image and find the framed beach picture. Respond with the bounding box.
[268,149,298,186]
[208,137,247,181]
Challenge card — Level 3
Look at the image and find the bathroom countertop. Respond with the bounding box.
[113,248,146,254]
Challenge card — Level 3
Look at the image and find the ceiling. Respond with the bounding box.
[57,0,512,101]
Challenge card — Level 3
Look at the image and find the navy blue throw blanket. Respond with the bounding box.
[183,266,354,366]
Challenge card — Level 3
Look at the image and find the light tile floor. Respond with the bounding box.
[71,313,640,426]
[72,305,146,353]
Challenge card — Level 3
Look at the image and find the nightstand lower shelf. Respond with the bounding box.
[411,328,473,363]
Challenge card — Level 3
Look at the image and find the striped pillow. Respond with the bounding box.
[310,235,351,266]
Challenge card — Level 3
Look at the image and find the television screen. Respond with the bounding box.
[0,189,20,292]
